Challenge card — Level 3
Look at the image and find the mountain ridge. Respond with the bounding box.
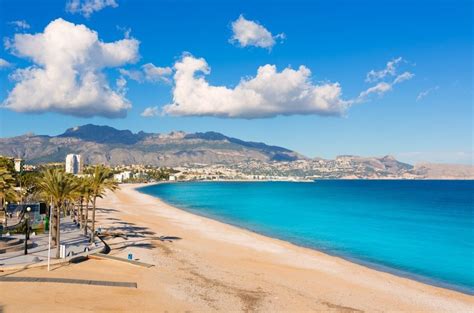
[2,124,472,179]
[0,124,304,165]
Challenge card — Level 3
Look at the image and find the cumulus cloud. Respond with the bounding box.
[118,68,143,82]
[115,76,127,95]
[119,63,172,83]
[230,15,284,49]
[9,20,30,30]
[366,57,403,82]
[142,63,172,82]
[163,55,349,118]
[141,106,160,117]
[3,18,139,117]
[0,58,11,68]
[161,55,414,119]
[116,25,131,38]
[417,86,439,101]
[66,0,118,18]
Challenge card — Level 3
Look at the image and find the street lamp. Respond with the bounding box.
[3,201,8,227]
[24,206,31,255]
[0,201,7,236]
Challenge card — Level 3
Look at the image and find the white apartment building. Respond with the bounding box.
[65,154,83,174]
[113,171,132,182]
[14,158,24,172]
[169,175,177,181]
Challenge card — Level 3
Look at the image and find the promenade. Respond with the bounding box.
[0,217,103,268]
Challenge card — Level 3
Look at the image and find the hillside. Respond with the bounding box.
[0,124,303,166]
[1,124,471,179]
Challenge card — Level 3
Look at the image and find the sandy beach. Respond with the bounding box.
[1,183,473,312]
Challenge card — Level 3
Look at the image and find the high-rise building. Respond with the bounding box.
[14,158,24,172]
[65,154,83,174]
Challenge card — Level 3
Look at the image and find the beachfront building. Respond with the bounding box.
[113,171,132,183]
[65,154,83,175]
[14,158,24,172]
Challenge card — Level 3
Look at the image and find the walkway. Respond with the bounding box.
[0,276,137,288]
[0,217,103,268]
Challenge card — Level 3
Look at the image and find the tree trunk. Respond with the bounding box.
[51,203,58,246]
[79,197,84,228]
[84,200,89,236]
[2,196,6,228]
[55,204,61,259]
[90,196,97,243]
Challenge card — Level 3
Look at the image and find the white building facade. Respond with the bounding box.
[65,154,83,174]
[14,158,24,172]
[113,171,131,182]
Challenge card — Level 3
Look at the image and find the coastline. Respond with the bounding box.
[137,181,473,295]
[117,183,473,311]
[1,182,472,312]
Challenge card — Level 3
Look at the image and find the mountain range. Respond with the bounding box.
[0,124,472,179]
[0,124,303,166]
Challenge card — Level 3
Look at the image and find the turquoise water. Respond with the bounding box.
[138,180,474,294]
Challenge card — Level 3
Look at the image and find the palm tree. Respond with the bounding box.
[37,168,79,258]
[0,167,18,227]
[89,166,118,242]
[74,176,92,235]
[20,171,41,203]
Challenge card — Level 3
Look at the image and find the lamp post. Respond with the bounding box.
[24,206,31,255]
[3,201,8,228]
[0,201,7,237]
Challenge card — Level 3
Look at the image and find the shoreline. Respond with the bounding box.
[1,182,472,312]
[151,178,474,183]
[136,181,473,295]
[115,183,472,311]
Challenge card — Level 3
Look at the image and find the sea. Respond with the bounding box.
[138,180,474,294]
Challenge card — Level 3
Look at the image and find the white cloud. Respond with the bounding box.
[119,63,172,83]
[357,58,414,102]
[3,18,139,118]
[116,76,127,95]
[0,58,11,68]
[163,55,349,118]
[366,57,403,82]
[393,71,414,84]
[142,63,172,82]
[116,25,131,38]
[358,82,392,99]
[230,15,284,49]
[141,106,160,117]
[9,20,30,30]
[357,71,414,101]
[66,0,118,18]
[417,86,439,101]
[161,55,414,118]
[118,68,144,82]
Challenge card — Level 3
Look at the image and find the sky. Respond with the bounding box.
[0,0,472,164]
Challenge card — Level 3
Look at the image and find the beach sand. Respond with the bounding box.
[1,183,472,312]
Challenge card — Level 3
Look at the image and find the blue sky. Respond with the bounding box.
[0,0,472,164]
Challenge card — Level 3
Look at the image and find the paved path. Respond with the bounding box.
[0,217,102,267]
[0,276,137,288]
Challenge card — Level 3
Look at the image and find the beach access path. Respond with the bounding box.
[0,183,472,313]
[0,217,102,269]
